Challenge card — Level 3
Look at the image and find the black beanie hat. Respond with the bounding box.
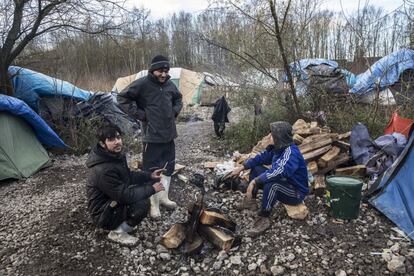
[149,55,170,72]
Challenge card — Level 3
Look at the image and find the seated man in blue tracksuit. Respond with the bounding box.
[231,121,309,236]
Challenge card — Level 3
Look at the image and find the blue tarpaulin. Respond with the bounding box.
[288,59,339,81]
[8,66,92,111]
[0,95,67,148]
[368,126,414,240]
[351,48,414,94]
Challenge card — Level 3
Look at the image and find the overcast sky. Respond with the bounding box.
[129,0,405,19]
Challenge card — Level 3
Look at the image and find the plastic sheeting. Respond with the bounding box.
[288,58,339,81]
[0,95,67,148]
[8,66,92,111]
[350,48,414,94]
[368,127,414,240]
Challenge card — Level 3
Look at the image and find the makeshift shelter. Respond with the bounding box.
[367,125,414,240]
[0,112,50,180]
[350,48,414,106]
[112,68,237,106]
[8,66,92,111]
[351,48,414,95]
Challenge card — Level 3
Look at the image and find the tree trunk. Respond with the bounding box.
[0,64,13,96]
[268,0,301,117]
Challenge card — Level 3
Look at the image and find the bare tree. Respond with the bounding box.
[0,0,123,95]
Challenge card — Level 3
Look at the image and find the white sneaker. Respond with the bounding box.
[107,231,138,246]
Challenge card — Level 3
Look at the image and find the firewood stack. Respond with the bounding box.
[292,119,353,195]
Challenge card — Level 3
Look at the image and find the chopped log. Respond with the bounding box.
[172,164,186,176]
[313,174,326,196]
[321,126,331,133]
[338,131,351,140]
[318,146,341,168]
[310,127,322,134]
[318,153,350,174]
[293,133,304,145]
[301,133,338,145]
[177,174,189,183]
[303,145,332,162]
[252,133,272,153]
[299,138,333,154]
[335,165,366,177]
[200,210,236,231]
[332,140,350,150]
[293,119,308,130]
[199,226,241,251]
[203,162,221,169]
[307,161,318,174]
[283,202,309,219]
[181,233,204,255]
[294,127,313,136]
[310,121,318,128]
[161,223,186,249]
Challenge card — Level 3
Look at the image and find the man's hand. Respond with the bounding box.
[230,165,244,177]
[151,169,166,180]
[246,180,256,199]
[152,182,165,193]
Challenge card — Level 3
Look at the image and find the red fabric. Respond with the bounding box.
[384,112,414,138]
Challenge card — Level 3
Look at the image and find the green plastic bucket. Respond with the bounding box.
[325,175,363,220]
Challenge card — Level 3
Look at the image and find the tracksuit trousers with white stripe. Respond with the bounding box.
[249,165,305,216]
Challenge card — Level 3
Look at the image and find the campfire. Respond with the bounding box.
[161,173,241,254]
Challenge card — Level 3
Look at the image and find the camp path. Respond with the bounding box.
[0,120,413,275]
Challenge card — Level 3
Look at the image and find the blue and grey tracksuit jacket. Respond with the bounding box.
[243,144,309,196]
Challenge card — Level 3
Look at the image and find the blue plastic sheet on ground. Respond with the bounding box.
[350,48,414,94]
[8,66,92,111]
[0,95,67,148]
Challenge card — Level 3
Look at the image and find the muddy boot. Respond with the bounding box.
[159,175,177,210]
[149,193,161,220]
[247,216,271,237]
[107,230,138,246]
[235,197,258,211]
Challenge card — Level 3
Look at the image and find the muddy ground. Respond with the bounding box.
[0,120,413,275]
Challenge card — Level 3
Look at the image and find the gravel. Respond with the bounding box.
[1,120,413,275]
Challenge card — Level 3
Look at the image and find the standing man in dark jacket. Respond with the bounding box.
[117,55,183,219]
[211,96,231,138]
[86,124,164,245]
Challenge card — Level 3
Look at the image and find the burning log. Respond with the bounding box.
[200,210,236,231]
[199,226,241,251]
[180,233,204,255]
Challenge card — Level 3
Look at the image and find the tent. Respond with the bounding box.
[112,68,237,106]
[0,95,67,148]
[0,112,51,180]
[367,125,414,240]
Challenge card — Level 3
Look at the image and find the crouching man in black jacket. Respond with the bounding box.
[86,124,164,246]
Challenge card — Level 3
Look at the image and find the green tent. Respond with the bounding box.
[0,112,50,180]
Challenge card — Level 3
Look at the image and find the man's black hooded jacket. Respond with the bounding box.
[86,145,155,229]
